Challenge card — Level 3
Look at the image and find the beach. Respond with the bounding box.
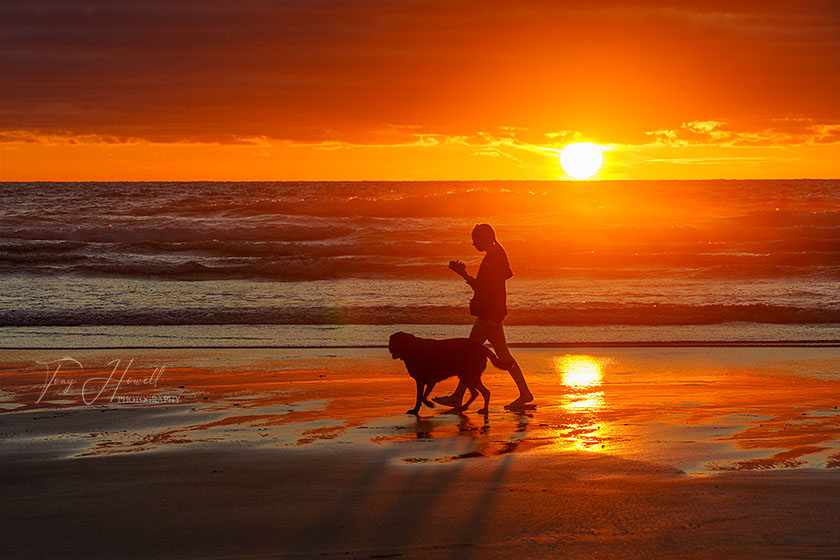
[3,344,839,558]
[2,181,839,557]
[4,0,840,556]
[2,180,839,557]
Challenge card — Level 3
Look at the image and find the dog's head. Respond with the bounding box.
[388,331,417,360]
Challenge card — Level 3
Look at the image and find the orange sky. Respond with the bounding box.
[1,1,839,180]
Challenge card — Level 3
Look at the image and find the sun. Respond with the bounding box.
[560,142,604,179]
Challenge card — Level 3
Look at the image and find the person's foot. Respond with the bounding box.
[432,394,463,408]
[505,402,536,410]
[505,394,534,409]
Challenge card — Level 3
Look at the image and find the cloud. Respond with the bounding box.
[645,156,778,164]
[0,130,143,146]
[3,117,837,181]
[0,129,272,147]
[2,1,839,145]
[811,124,840,144]
[644,119,840,148]
[6,115,839,165]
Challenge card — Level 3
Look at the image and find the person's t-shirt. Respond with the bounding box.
[470,244,513,322]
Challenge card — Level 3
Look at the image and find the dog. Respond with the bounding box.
[388,331,509,415]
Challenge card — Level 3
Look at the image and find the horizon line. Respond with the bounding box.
[2,178,838,184]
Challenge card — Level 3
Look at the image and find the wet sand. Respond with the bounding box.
[2,346,839,558]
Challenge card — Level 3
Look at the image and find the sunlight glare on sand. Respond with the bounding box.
[556,355,604,388]
[551,355,610,451]
[556,355,606,413]
[563,392,605,411]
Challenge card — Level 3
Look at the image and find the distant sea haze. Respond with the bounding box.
[1,180,839,327]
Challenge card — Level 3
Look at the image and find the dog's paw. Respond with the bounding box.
[422,399,435,408]
[477,407,489,415]
[406,408,420,415]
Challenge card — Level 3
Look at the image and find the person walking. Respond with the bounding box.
[434,223,534,410]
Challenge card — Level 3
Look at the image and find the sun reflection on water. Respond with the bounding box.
[564,393,604,411]
[556,355,603,388]
[551,355,609,451]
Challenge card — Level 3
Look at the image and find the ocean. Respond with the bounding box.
[1,180,838,347]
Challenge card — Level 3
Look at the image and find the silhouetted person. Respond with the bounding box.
[434,224,534,409]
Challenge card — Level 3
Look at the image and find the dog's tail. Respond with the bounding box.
[483,346,514,370]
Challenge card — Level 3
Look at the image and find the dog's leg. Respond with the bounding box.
[476,380,491,415]
[407,378,423,415]
[422,382,436,408]
[462,386,478,410]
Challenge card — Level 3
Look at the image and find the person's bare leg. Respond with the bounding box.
[486,321,533,406]
[433,319,487,408]
[504,360,533,407]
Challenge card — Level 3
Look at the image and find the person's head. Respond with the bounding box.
[471,223,497,251]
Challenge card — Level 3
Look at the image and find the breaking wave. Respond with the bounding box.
[3,303,839,327]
